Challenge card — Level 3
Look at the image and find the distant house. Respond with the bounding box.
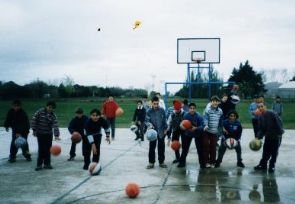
[278,81,295,99]
[265,82,282,98]
[43,93,51,98]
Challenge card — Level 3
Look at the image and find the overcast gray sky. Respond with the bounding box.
[0,0,294,93]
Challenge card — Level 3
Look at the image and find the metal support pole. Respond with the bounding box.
[208,63,212,100]
[187,63,192,102]
[164,83,168,111]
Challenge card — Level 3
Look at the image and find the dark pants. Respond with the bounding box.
[10,132,30,159]
[149,137,165,164]
[69,132,85,157]
[259,137,281,168]
[37,134,52,166]
[107,117,116,138]
[172,129,184,160]
[135,122,145,141]
[83,136,102,168]
[179,135,203,166]
[252,118,259,137]
[216,139,242,163]
[202,132,218,165]
[69,143,76,158]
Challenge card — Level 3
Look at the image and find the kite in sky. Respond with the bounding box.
[133,20,141,30]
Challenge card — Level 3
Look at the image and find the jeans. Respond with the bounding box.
[259,137,281,168]
[106,117,116,138]
[10,132,30,159]
[216,139,242,163]
[83,136,102,168]
[149,137,165,164]
[37,134,52,166]
[202,132,218,165]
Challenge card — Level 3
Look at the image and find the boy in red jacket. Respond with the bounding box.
[102,96,119,140]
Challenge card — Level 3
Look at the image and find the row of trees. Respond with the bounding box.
[1,61,293,100]
[175,69,226,98]
[0,80,147,100]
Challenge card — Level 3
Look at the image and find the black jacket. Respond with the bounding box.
[68,115,88,137]
[132,108,146,123]
[257,110,284,140]
[85,117,110,142]
[4,108,30,135]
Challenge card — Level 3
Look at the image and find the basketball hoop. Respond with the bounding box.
[193,58,202,64]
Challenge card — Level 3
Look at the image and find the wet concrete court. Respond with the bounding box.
[0,128,294,204]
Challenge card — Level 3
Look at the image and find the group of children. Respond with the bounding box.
[133,94,244,170]
[3,92,284,173]
[133,93,284,173]
[4,100,112,171]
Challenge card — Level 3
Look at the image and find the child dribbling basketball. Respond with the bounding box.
[215,110,244,168]
[84,109,110,170]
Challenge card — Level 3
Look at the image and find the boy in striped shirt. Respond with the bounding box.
[203,95,223,168]
[31,101,60,171]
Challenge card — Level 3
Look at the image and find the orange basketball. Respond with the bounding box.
[180,120,192,130]
[171,140,181,151]
[115,107,124,117]
[71,132,82,143]
[125,183,140,198]
[233,84,239,91]
[255,109,262,116]
[50,145,61,156]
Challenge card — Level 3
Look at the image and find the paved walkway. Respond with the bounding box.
[0,128,294,204]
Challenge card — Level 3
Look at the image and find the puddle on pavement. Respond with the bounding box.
[176,167,295,203]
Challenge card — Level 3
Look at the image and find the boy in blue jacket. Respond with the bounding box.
[177,103,204,168]
[84,109,110,170]
[67,108,88,161]
[145,96,168,169]
[215,110,245,168]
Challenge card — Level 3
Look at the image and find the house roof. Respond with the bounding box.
[265,82,282,89]
[279,81,295,89]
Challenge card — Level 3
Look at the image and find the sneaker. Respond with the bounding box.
[268,167,275,173]
[237,162,245,168]
[205,163,211,168]
[44,165,53,169]
[146,163,154,169]
[177,163,185,168]
[134,137,139,141]
[200,164,206,169]
[254,165,267,171]
[172,159,179,164]
[35,166,42,171]
[92,166,102,176]
[8,158,16,163]
[215,162,220,168]
[159,163,167,168]
[68,157,75,161]
[210,164,215,168]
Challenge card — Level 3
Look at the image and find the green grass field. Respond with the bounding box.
[0,98,294,129]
